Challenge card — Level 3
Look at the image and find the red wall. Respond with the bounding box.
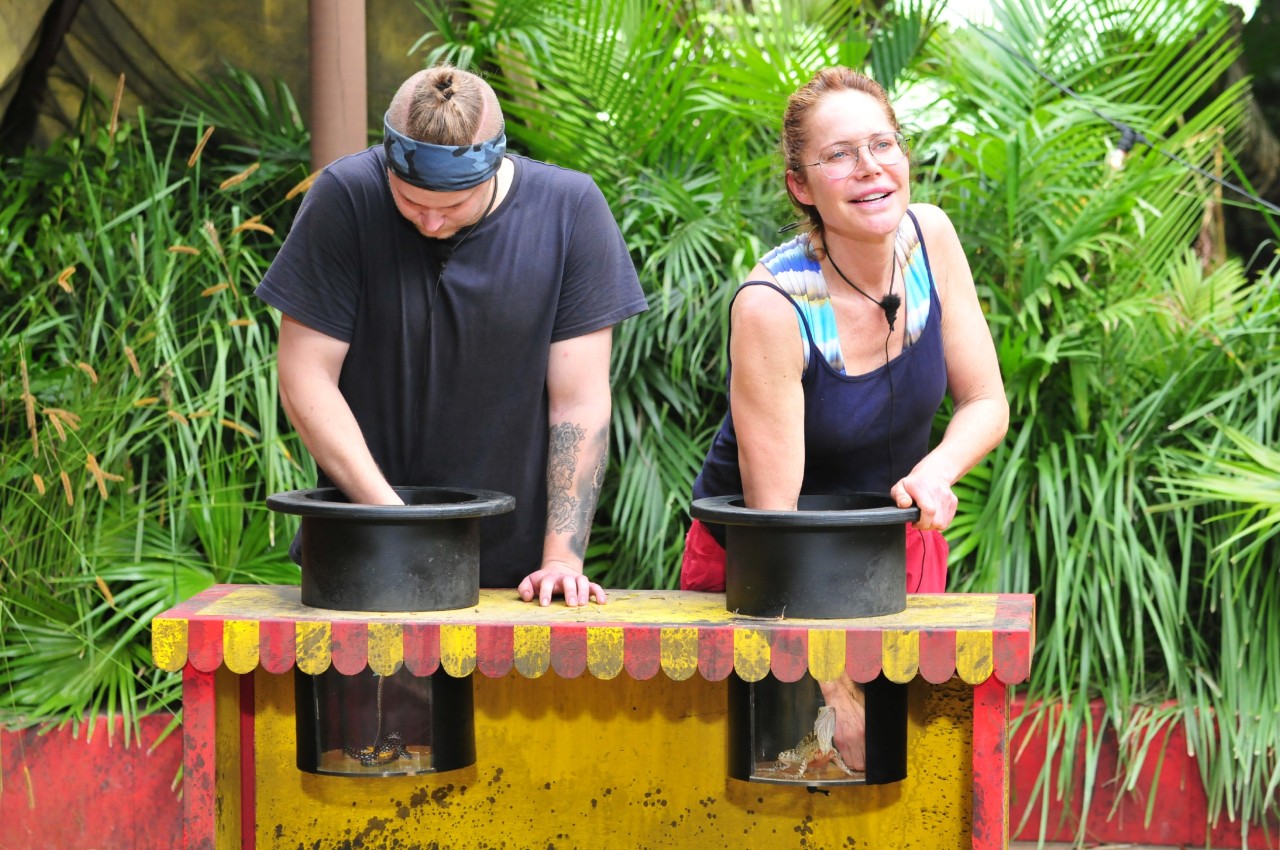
[0,716,183,850]
[2,703,1275,849]
[1010,697,1278,849]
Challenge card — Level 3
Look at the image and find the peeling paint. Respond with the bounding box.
[160,588,1034,849]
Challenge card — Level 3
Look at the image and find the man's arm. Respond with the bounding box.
[277,315,402,505]
[517,326,613,607]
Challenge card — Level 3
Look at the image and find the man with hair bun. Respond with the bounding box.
[257,65,647,607]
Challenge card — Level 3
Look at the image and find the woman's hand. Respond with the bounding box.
[890,472,957,532]
[817,675,866,771]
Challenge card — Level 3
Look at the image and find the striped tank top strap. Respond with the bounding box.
[759,236,843,373]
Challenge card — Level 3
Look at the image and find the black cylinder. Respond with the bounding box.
[295,666,475,777]
[691,493,918,619]
[266,486,514,612]
[728,673,907,786]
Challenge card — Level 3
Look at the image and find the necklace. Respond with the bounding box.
[826,249,901,331]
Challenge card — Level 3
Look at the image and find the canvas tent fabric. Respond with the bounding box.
[1,0,423,150]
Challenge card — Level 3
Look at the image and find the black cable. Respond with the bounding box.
[911,528,927,593]
[871,247,928,593]
[873,252,928,593]
[970,25,1280,217]
[411,176,501,465]
[828,250,901,330]
[885,302,926,593]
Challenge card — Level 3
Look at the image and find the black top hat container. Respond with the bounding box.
[690,492,919,619]
[727,672,908,786]
[266,485,514,612]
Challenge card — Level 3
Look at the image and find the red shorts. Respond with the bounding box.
[679,519,949,594]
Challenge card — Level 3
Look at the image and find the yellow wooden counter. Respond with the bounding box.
[153,586,1035,849]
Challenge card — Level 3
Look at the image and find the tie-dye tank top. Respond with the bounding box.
[691,209,947,532]
[759,210,933,372]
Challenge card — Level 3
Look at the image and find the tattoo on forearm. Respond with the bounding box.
[572,428,609,555]
[546,423,610,559]
[547,423,585,536]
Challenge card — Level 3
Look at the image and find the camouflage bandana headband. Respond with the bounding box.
[382,111,507,192]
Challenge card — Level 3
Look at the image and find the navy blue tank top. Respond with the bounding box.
[691,216,947,542]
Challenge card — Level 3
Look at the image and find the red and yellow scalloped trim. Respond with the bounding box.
[152,586,1034,685]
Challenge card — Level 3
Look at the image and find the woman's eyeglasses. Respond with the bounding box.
[797,133,909,180]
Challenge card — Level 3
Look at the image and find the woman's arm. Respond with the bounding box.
[890,205,1009,529]
[730,270,808,511]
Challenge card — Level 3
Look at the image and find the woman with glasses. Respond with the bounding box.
[683,67,1008,771]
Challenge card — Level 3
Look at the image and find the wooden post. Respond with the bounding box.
[308,0,368,171]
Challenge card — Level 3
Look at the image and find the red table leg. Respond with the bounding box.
[972,676,1011,850]
[183,664,217,850]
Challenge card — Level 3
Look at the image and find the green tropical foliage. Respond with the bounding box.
[0,74,316,736]
[417,0,1278,840]
[1,0,1277,844]
[919,2,1280,841]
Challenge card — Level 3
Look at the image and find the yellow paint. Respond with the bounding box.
[808,628,847,682]
[660,627,699,681]
[246,671,978,849]
[214,667,242,848]
[906,677,974,842]
[513,625,550,677]
[203,585,311,617]
[440,624,477,677]
[367,623,403,676]
[731,629,770,682]
[1028,606,1038,660]
[883,630,921,683]
[295,620,331,675]
[222,620,259,674]
[194,586,998,629]
[596,590,738,624]
[151,618,186,672]
[898,593,998,625]
[586,627,624,679]
[956,630,994,685]
[158,587,1028,687]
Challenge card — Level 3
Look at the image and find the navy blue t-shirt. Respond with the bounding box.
[256,150,647,586]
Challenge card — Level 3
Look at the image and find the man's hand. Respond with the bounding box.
[517,561,607,608]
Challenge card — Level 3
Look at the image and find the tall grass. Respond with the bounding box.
[923,0,1280,842]
[0,73,315,736]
